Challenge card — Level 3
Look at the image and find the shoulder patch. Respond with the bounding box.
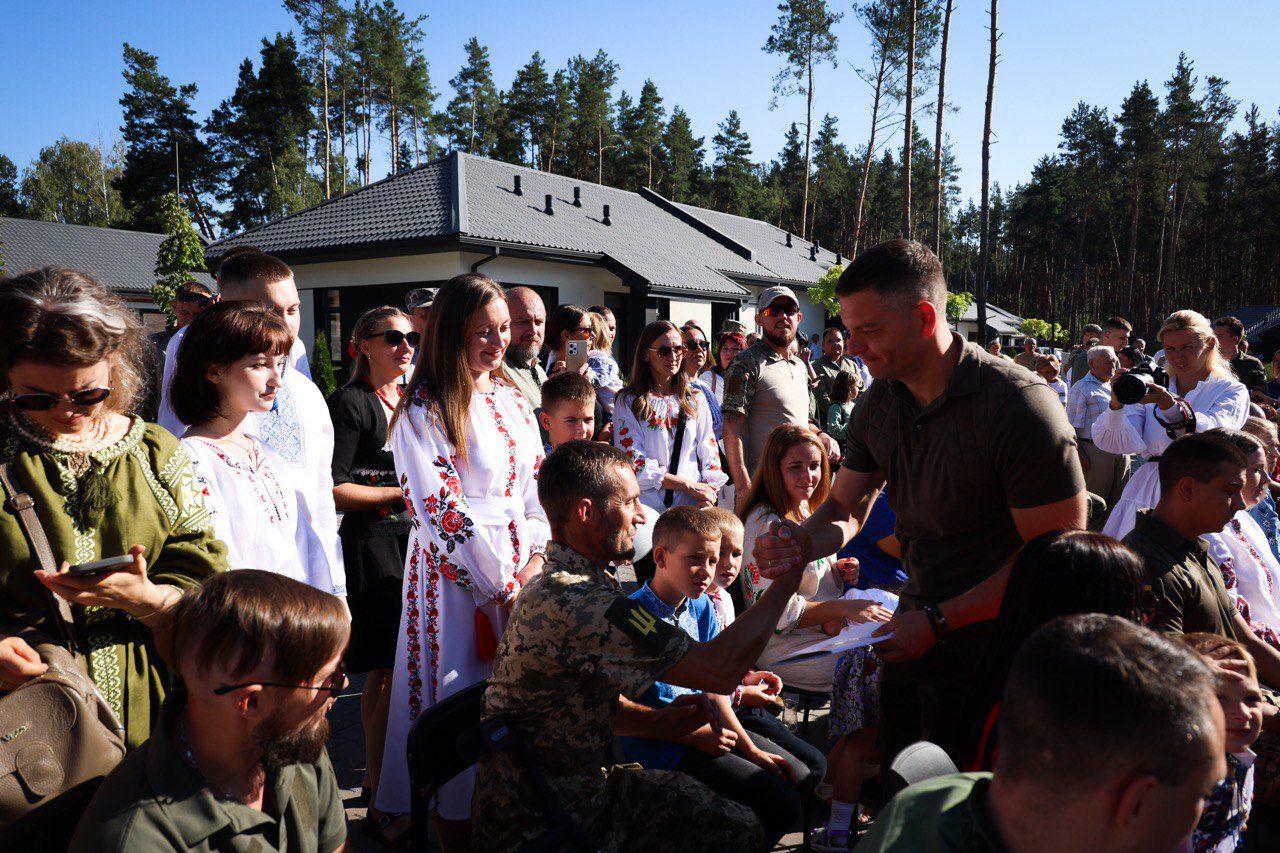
[605,596,683,654]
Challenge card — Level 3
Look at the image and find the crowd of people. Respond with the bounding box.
[2,236,1279,852]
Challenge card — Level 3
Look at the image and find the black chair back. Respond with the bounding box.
[406,681,488,844]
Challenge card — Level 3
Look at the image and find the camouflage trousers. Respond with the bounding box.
[598,764,766,852]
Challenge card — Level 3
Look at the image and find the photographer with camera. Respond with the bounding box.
[1096,310,1250,540]
[1067,346,1130,528]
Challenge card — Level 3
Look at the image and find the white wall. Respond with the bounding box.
[668,299,712,334]
[736,282,830,342]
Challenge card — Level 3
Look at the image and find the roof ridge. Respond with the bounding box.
[639,188,754,262]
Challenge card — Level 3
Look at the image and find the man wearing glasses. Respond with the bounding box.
[722,286,838,496]
[71,570,352,853]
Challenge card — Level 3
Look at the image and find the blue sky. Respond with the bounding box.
[3,0,1278,206]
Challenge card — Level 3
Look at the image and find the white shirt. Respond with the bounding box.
[613,390,728,512]
[698,370,725,405]
[1209,511,1280,629]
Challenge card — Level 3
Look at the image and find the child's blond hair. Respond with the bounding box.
[701,506,744,542]
[653,506,723,551]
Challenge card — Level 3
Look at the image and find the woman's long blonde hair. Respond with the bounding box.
[737,425,832,524]
[393,273,507,466]
[1158,309,1230,379]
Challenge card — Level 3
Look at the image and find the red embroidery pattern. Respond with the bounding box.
[484,394,518,497]
[400,475,420,529]
[745,561,763,604]
[403,548,424,719]
[617,425,644,473]
[193,439,290,524]
[421,545,441,706]
[428,456,475,551]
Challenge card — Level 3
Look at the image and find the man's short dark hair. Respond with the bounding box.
[1104,316,1133,333]
[217,251,293,291]
[538,440,633,528]
[822,325,844,339]
[835,239,946,311]
[1213,316,1245,340]
[998,614,1217,794]
[541,370,596,411]
[1157,431,1248,494]
[176,280,214,298]
[1083,323,1103,335]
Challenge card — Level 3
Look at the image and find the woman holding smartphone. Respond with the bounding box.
[545,303,622,413]
[0,268,226,751]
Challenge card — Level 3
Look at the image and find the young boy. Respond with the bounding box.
[1180,633,1263,852]
[538,371,596,452]
[617,507,809,847]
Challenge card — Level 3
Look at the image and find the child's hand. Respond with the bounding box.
[687,723,737,756]
[746,747,796,781]
[835,557,860,586]
[841,599,894,625]
[738,684,782,709]
[742,670,782,695]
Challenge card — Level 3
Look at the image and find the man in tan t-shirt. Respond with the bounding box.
[722,286,838,494]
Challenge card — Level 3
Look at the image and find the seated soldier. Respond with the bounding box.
[70,571,351,853]
[472,441,818,851]
[861,614,1226,852]
[617,507,811,844]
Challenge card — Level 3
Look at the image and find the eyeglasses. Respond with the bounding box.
[213,660,346,699]
[761,303,799,318]
[648,344,686,358]
[685,340,711,351]
[10,387,112,411]
[364,329,421,348]
[174,292,212,306]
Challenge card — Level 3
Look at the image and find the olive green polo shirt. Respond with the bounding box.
[1122,509,1239,640]
[504,352,549,411]
[841,334,1084,606]
[69,694,346,853]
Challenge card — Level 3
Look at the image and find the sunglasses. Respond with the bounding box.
[365,329,421,348]
[213,660,346,699]
[761,303,799,318]
[174,292,212,306]
[685,340,711,351]
[10,387,112,411]
[648,344,686,358]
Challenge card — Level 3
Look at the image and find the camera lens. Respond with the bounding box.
[1113,373,1153,405]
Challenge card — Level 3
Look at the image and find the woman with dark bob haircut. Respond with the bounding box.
[969,528,1146,769]
[0,267,226,752]
[171,301,337,593]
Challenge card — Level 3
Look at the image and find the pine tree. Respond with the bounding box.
[711,110,755,215]
[775,123,805,230]
[932,0,954,254]
[661,106,705,203]
[0,155,21,217]
[633,81,666,190]
[444,37,500,155]
[284,0,345,198]
[116,44,216,237]
[567,51,620,184]
[544,69,573,173]
[371,1,428,174]
[975,0,998,344]
[765,0,842,241]
[850,0,909,253]
[311,330,338,396]
[1115,80,1161,317]
[153,191,206,316]
[507,52,553,168]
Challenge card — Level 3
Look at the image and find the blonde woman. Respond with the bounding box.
[1097,310,1249,539]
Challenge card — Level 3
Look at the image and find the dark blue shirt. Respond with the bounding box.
[839,490,907,591]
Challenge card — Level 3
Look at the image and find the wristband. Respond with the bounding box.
[922,603,950,645]
[731,685,743,707]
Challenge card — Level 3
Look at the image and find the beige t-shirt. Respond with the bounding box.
[721,341,811,474]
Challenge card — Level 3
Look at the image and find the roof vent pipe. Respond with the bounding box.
[513,175,522,196]
[785,232,792,248]
[544,194,554,215]
[573,187,582,207]
[603,204,611,226]
[809,244,818,261]
[836,251,843,264]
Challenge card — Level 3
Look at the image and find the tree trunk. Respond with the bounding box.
[932,0,953,254]
[469,82,478,153]
[340,84,348,194]
[976,0,998,345]
[800,34,814,240]
[412,108,422,167]
[852,49,888,255]
[597,124,604,185]
[1123,169,1141,318]
[902,0,917,239]
[647,141,653,189]
[321,15,331,199]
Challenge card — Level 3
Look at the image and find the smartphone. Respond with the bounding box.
[66,554,134,578]
[566,339,588,373]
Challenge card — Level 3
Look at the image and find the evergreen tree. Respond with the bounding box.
[444,37,500,155]
[660,106,705,203]
[20,137,124,226]
[1115,80,1161,316]
[153,191,207,316]
[631,81,667,189]
[567,50,619,183]
[0,155,21,217]
[402,52,436,166]
[775,122,805,231]
[283,0,345,198]
[507,52,553,168]
[370,0,428,174]
[764,0,843,240]
[544,69,573,173]
[711,110,755,215]
[116,44,216,237]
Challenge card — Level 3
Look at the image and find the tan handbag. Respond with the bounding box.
[0,462,126,845]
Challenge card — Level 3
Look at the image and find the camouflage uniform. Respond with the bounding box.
[472,542,765,852]
[811,355,863,428]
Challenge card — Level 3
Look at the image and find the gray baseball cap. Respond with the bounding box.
[406,287,437,310]
[757,285,799,312]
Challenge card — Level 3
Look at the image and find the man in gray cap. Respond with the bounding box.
[722,285,837,495]
[405,287,437,337]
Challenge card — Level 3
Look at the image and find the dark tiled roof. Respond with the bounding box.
[0,216,214,295]
[671,201,841,285]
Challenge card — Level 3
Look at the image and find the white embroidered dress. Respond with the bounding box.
[180,436,314,587]
[377,379,549,818]
[613,390,728,513]
[1096,374,1249,539]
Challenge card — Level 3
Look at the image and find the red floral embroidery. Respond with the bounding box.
[404,548,424,719]
[427,456,476,552]
[441,508,466,534]
[484,394,519,497]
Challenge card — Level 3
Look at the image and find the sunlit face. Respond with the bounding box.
[7,359,112,436]
[561,313,594,349]
[1242,447,1269,510]
[231,277,301,343]
[587,466,647,563]
[507,292,546,363]
[645,328,684,384]
[1037,363,1060,383]
[718,337,743,369]
[1214,666,1263,754]
[1160,328,1212,380]
[655,533,719,600]
[539,400,595,448]
[682,327,709,375]
[600,310,617,347]
[467,299,511,376]
[1181,465,1248,535]
[1089,352,1119,383]
[780,441,823,510]
[822,329,844,361]
[1213,325,1241,360]
[210,352,287,418]
[714,529,744,589]
[839,289,937,381]
[248,649,348,769]
[756,298,801,349]
[1100,326,1130,351]
[359,316,415,380]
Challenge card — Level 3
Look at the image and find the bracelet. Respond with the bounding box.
[130,585,179,624]
[922,604,950,645]
[731,686,744,707]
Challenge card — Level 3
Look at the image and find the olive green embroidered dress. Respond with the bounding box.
[0,415,227,748]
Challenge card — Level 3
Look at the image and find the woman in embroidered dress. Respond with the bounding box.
[700,330,744,405]
[0,267,226,751]
[377,273,549,849]
[328,306,416,845]
[1099,310,1250,539]
[170,302,327,590]
[680,321,724,441]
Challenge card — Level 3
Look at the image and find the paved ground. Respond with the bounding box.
[327,563,834,851]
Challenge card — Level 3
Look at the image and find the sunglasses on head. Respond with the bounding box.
[10,387,112,412]
[648,344,686,358]
[761,303,799,318]
[364,329,421,348]
[175,292,212,305]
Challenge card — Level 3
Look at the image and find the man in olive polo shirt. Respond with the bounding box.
[752,239,1087,766]
[811,325,863,429]
[71,572,350,853]
[504,286,550,410]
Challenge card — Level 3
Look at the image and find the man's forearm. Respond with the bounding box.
[708,568,805,678]
[723,416,750,491]
[614,696,662,737]
[938,564,1011,631]
[800,485,879,562]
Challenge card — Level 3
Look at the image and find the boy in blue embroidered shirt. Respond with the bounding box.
[618,506,810,846]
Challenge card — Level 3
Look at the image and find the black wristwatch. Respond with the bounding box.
[922,603,951,645]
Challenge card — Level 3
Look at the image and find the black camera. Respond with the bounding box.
[1113,372,1156,405]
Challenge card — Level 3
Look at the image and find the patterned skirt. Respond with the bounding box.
[828,646,882,738]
